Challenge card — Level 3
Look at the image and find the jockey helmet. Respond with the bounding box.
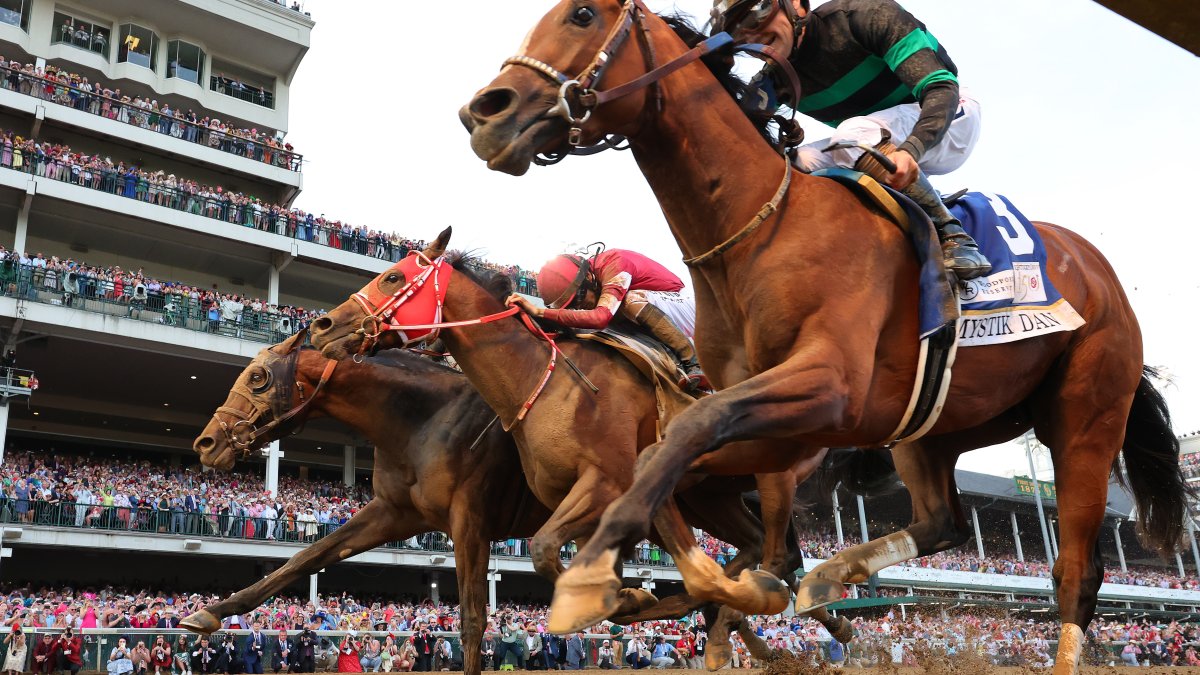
[537,254,591,309]
[711,0,809,40]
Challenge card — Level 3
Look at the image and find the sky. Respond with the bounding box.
[287,0,1200,476]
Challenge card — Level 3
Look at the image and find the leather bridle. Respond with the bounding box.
[211,335,338,457]
[503,0,805,265]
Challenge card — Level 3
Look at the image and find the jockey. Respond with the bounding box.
[712,0,992,280]
[505,249,708,391]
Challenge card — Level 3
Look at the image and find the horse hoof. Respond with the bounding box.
[548,550,621,633]
[794,575,843,612]
[613,588,659,617]
[738,569,791,615]
[828,616,855,644]
[180,610,221,635]
[704,644,732,671]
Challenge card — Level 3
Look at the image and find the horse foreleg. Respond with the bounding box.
[795,441,966,612]
[181,499,417,634]
[554,363,847,633]
[450,503,492,675]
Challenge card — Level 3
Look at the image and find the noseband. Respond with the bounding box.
[212,347,338,457]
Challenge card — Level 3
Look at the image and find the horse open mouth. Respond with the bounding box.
[475,116,564,176]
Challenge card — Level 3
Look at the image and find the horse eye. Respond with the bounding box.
[571,6,595,26]
[385,273,400,283]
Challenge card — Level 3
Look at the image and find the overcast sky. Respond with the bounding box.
[288,0,1200,476]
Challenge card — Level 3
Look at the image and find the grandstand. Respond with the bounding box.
[0,0,1195,667]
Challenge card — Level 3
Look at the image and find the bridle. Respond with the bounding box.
[503,0,805,265]
[211,336,339,456]
[345,256,599,429]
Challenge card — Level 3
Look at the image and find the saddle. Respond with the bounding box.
[568,323,702,441]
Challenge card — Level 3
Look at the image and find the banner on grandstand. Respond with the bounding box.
[1014,476,1056,500]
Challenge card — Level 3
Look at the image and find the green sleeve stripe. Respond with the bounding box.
[883,28,940,71]
[912,69,958,98]
[795,56,887,113]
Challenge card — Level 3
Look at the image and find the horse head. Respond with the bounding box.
[193,328,315,470]
[310,227,457,360]
[460,0,664,176]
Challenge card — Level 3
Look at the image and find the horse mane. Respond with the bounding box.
[448,251,515,303]
[660,14,778,148]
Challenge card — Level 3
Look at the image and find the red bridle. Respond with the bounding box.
[347,255,590,427]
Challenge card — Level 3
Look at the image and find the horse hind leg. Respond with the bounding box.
[1032,356,1141,675]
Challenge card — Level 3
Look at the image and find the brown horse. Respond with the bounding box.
[306,249,877,643]
[456,3,1192,673]
[184,331,549,675]
[192,325,869,669]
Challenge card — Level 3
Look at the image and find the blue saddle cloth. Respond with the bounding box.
[949,192,1085,346]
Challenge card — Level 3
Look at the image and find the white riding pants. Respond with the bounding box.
[794,87,982,176]
[619,289,697,338]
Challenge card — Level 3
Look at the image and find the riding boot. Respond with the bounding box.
[633,303,709,392]
[854,144,992,281]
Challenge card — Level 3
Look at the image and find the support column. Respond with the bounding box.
[488,571,500,611]
[265,441,281,497]
[309,572,319,606]
[831,488,844,546]
[1112,522,1127,573]
[430,572,440,605]
[13,190,32,254]
[1010,511,1024,562]
[1023,432,1055,567]
[269,253,295,306]
[0,404,8,466]
[343,446,355,486]
[1048,517,1060,559]
[856,494,876,596]
[971,505,985,559]
[1176,552,1186,578]
[1188,519,1200,576]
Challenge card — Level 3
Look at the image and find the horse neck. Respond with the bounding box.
[438,275,549,430]
[630,21,810,265]
[296,351,467,449]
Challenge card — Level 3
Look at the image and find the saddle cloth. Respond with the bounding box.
[949,192,1086,346]
[572,324,700,440]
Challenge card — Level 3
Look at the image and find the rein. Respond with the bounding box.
[213,357,338,456]
[350,266,598,429]
[504,1,803,265]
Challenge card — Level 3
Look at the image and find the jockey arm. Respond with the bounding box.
[541,271,632,329]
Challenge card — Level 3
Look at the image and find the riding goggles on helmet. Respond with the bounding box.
[712,0,780,36]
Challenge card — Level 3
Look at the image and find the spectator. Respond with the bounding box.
[31,633,56,675]
[191,636,217,675]
[270,629,292,673]
[624,633,650,670]
[58,629,83,675]
[649,635,678,669]
[360,637,382,672]
[107,636,133,675]
[337,631,362,673]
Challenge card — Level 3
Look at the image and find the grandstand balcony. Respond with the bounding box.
[0,0,310,136]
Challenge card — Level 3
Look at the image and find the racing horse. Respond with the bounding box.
[454,3,1192,673]
[307,248,884,651]
[189,329,877,669]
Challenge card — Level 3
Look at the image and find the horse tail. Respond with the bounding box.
[814,447,898,498]
[1117,366,1196,554]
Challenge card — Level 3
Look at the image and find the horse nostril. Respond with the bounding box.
[194,436,216,454]
[469,87,519,122]
[312,316,332,332]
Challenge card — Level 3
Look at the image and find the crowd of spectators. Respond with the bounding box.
[0,59,300,171]
[0,246,325,341]
[1183,451,1199,480]
[0,584,1196,671]
[0,123,539,292]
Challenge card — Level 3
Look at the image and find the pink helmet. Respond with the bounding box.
[536,254,589,309]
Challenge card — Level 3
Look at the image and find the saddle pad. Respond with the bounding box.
[572,325,700,440]
[950,192,1086,347]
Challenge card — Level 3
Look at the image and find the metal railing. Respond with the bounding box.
[0,502,679,568]
[0,63,301,171]
[209,75,274,109]
[0,366,35,401]
[0,262,309,346]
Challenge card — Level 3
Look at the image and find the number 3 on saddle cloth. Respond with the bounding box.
[815,169,1085,445]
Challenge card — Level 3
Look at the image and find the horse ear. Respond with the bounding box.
[422,226,452,259]
[272,326,308,355]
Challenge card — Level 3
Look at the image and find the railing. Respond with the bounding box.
[210,75,274,109]
[0,366,36,401]
[0,63,301,171]
[0,501,678,568]
[0,261,307,345]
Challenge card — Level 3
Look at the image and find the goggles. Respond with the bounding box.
[713,0,781,37]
